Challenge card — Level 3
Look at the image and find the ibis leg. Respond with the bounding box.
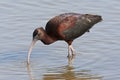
[69,45,76,56]
[68,45,71,58]
[67,45,76,66]
[67,45,76,57]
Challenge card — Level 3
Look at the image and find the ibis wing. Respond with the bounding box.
[63,17,95,40]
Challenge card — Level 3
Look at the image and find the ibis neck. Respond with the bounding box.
[41,30,56,45]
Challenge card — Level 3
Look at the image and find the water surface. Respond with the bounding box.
[0,0,120,80]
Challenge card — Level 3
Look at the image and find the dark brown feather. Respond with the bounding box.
[45,13,102,41]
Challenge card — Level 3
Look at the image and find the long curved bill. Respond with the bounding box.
[27,39,37,64]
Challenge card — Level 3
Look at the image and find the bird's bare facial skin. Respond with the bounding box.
[33,28,44,40]
[33,29,39,38]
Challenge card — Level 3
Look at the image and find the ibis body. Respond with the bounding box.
[28,13,102,64]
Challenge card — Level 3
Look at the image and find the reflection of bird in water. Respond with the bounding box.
[27,64,35,80]
[27,13,102,64]
[27,64,102,80]
[43,66,102,80]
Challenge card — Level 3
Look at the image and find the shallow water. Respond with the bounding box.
[0,0,120,80]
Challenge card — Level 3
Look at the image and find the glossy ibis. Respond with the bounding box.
[27,13,102,64]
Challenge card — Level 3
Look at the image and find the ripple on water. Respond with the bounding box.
[0,0,120,80]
